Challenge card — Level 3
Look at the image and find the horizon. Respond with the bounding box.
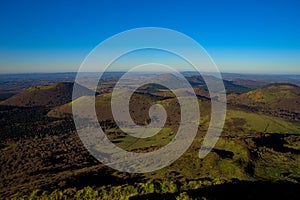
[1,71,300,76]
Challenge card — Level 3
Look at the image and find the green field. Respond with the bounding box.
[224,109,300,134]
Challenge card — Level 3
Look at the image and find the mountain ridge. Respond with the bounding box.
[0,82,96,108]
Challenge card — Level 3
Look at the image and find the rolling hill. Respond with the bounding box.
[1,79,300,199]
[228,83,300,120]
[0,82,96,108]
[48,89,300,135]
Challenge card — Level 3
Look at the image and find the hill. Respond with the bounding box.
[0,82,95,108]
[1,82,300,199]
[228,83,300,120]
[49,90,300,135]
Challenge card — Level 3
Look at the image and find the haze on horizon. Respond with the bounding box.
[0,0,299,74]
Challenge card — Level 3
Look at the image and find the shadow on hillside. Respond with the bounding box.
[253,134,300,154]
[61,168,145,190]
[130,181,300,200]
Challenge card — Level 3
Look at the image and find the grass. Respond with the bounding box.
[6,108,300,199]
[44,91,300,198]
[225,109,300,134]
[247,89,297,103]
[3,81,300,200]
[138,135,252,182]
[50,90,300,134]
[15,179,224,200]
[27,84,59,92]
[253,150,300,181]
[285,144,300,151]
[105,127,174,151]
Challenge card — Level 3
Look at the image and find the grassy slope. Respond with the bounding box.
[49,91,300,135]
[228,83,300,118]
[35,91,300,199]
[225,109,300,134]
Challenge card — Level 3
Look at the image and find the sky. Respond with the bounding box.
[0,0,299,74]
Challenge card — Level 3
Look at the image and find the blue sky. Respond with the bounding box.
[0,0,299,73]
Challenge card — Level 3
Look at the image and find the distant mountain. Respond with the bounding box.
[187,75,251,94]
[0,82,95,107]
[222,73,300,87]
[127,74,251,101]
[228,78,267,89]
[228,83,300,120]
